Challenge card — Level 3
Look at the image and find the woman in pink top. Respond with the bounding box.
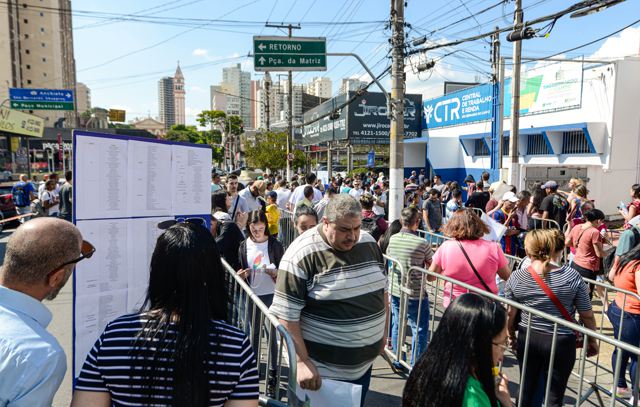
[428,209,511,307]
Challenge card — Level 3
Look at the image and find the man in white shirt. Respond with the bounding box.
[275,181,291,210]
[238,180,265,212]
[288,173,323,209]
[226,175,248,229]
[372,184,387,216]
[38,173,60,199]
[348,179,364,200]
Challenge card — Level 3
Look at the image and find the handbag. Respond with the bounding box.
[527,266,584,348]
[456,241,492,292]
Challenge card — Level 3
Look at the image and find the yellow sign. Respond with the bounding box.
[0,107,44,137]
[108,109,126,122]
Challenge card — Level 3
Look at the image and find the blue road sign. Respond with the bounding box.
[9,88,74,103]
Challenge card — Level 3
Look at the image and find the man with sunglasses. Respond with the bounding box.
[0,218,93,406]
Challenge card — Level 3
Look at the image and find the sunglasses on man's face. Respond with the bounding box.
[47,240,96,277]
[157,217,206,230]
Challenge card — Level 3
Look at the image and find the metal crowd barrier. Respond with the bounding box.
[383,251,640,406]
[222,259,300,407]
[278,209,296,249]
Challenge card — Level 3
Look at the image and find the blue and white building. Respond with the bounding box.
[404,57,640,215]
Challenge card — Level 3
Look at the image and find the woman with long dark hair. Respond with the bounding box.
[607,243,640,398]
[527,181,546,229]
[403,293,513,406]
[212,190,245,271]
[72,223,259,407]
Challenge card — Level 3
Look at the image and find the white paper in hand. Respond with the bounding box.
[481,212,507,242]
[295,379,362,407]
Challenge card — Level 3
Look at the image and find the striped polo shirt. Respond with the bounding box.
[505,264,591,335]
[386,230,433,299]
[75,313,259,406]
[269,225,387,381]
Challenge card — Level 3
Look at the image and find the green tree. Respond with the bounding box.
[244,131,307,171]
[196,110,243,135]
[164,124,200,143]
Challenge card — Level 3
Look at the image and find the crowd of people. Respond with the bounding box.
[10,171,73,222]
[2,166,640,406]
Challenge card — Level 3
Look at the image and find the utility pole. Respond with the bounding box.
[265,23,300,181]
[388,0,405,223]
[497,57,505,170]
[509,0,523,188]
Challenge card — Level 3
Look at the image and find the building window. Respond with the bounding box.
[25,49,30,54]
[526,133,551,155]
[41,42,46,47]
[474,139,489,156]
[23,19,28,23]
[40,12,44,16]
[26,64,31,69]
[40,27,45,32]
[42,57,46,62]
[43,72,47,77]
[562,130,592,154]
[24,33,29,39]
[27,80,32,84]
[502,136,510,156]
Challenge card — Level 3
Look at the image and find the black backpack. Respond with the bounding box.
[361,215,384,241]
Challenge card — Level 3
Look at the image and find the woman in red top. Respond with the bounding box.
[607,242,640,398]
[620,184,640,229]
[565,209,606,297]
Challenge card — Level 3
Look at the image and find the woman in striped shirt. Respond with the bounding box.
[505,229,598,407]
[71,222,259,407]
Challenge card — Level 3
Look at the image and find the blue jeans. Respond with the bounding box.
[341,366,372,407]
[607,301,640,388]
[390,295,430,365]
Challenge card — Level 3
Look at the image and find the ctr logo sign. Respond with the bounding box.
[423,97,460,125]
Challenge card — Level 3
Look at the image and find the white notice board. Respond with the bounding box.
[72,130,212,380]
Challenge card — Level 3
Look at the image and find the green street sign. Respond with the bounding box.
[253,36,327,72]
[10,101,74,111]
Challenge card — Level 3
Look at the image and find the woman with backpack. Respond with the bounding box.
[360,194,387,241]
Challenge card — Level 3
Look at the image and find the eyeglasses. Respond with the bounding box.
[47,240,96,277]
[492,338,509,352]
[157,217,206,230]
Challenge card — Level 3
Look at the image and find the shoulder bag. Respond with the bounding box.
[527,266,584,348]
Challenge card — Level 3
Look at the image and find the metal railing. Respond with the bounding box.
[382,251,640,406]
[223,259,300,407]
[278,209,296,249]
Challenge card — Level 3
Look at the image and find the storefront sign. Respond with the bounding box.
[302,94,348,144]
[0,107,45,137]
[423,61,583,129]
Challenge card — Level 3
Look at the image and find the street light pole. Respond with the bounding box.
[388,0,405,223]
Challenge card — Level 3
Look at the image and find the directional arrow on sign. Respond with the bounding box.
[258,43,266,51]
[258,56,266,65]
[66,93,71,98]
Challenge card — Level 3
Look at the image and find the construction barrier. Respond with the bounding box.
[222,259,300,407]
[383,251,640,406]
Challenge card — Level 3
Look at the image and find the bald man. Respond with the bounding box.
[0,218,87,406]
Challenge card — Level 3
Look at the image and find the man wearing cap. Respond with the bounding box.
[540,180,569,230]
[491,192,521,256]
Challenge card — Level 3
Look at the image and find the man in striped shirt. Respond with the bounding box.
[386,206,433,366]
[270,194,387,406]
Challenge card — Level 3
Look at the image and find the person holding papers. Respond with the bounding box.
[238,210,284,398]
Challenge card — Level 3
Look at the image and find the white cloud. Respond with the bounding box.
[192,48,209,57]
[589,26,640,60]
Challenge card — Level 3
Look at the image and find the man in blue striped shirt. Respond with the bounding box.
[0,218,85,406]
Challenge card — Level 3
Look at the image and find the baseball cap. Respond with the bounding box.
[502,192,519,202]
[541,180,558,189]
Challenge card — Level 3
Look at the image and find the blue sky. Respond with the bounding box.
[71,0,640,125]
